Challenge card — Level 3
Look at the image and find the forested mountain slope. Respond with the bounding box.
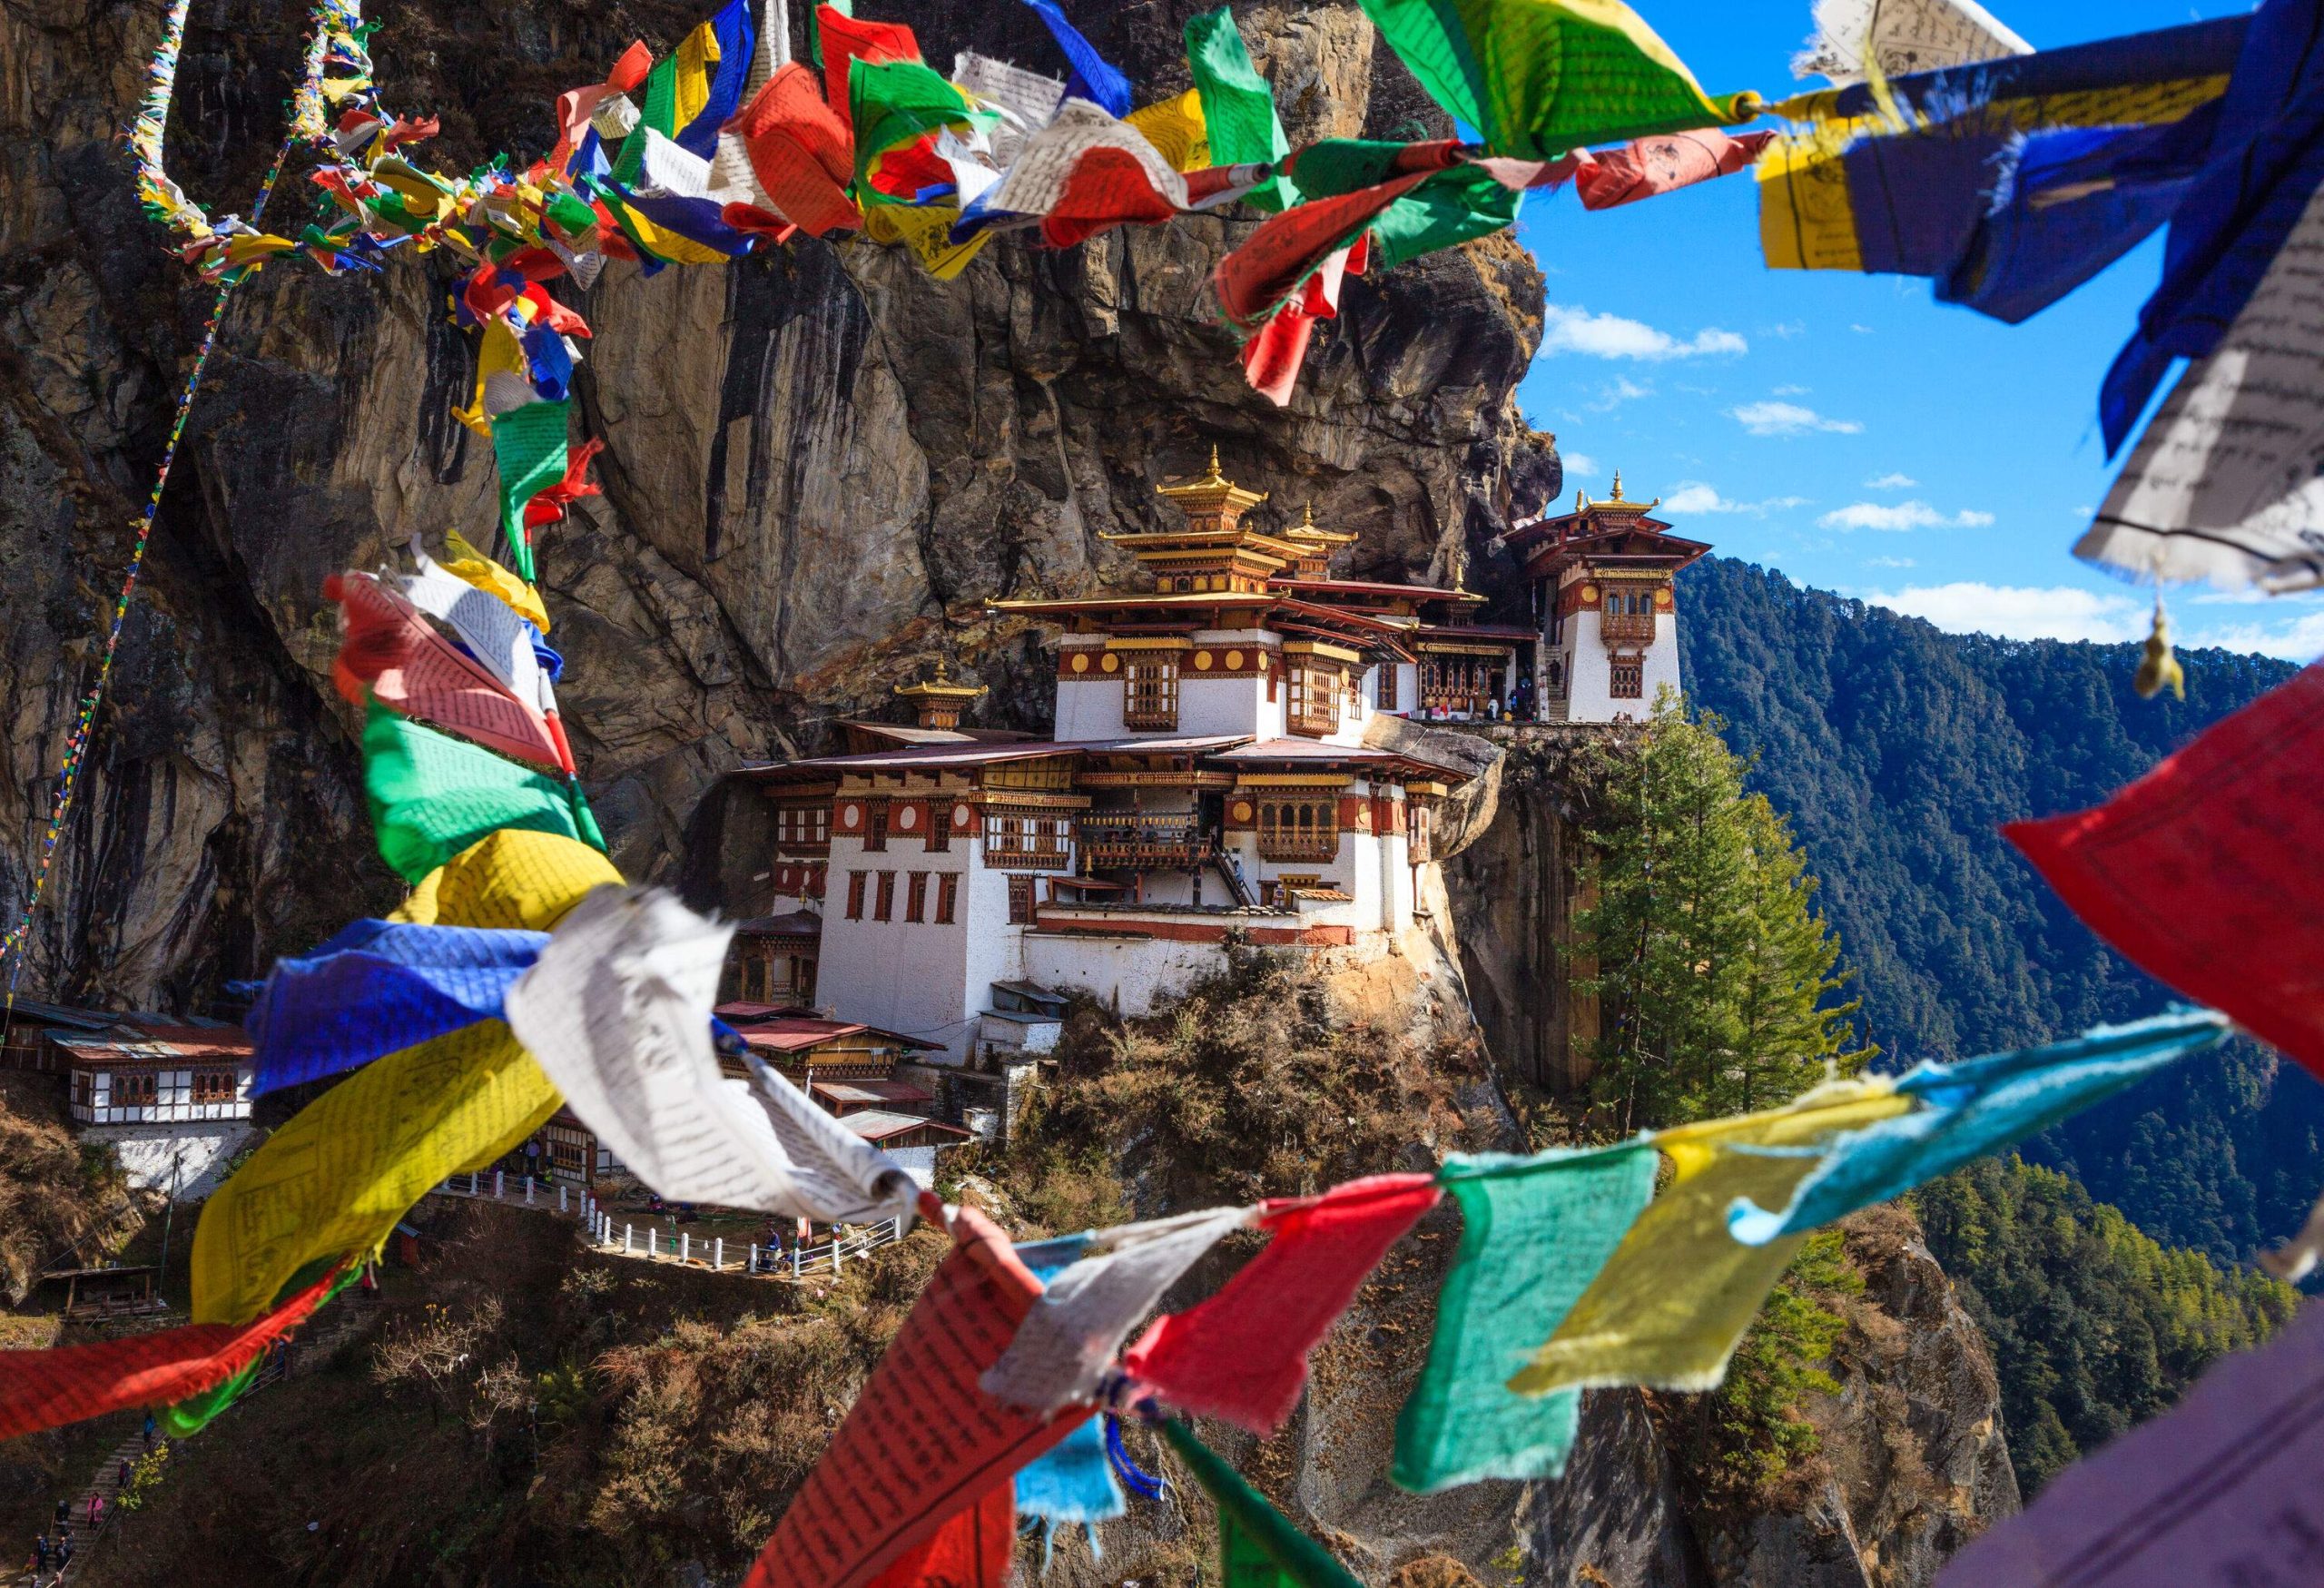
[1679,557,2323,1263]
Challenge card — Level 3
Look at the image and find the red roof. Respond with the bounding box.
[727,1015,941,1053]
[812,1077,936,1108]
[52,1024,253,1064]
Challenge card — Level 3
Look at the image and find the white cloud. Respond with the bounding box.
[1541,303,1748,360]
[2193,608,2324,661]
[1771,383,1811,396]
[1850,323,1876,334]
[1764,321,1807,340]
[1584,377,1656,412]
[1730,400,1864,437]
[1865,471,1918,489]
[1867,583,2148,643]
[1819,499,1994,531]
[1561,451,1599,479]
[1866,556,1917,568]
[1661,481,1811,517]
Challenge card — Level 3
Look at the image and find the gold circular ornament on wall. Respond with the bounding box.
[1100,653,1121,673]
[840,803,861,829]
[1195,650,1214,671]
[1231,800,1254,823]
[1655,587,1673,607]
[1581,584,1600,603]
[897,804,918,830]
[953,803,973,828]
[1355,805,1372,830]
[1070,653,1091,674]
[1225,648,1244,669]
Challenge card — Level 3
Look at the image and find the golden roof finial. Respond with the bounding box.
[1610,469,1625,502]
[1301,503,1316,529]
[1208,444,1222,477]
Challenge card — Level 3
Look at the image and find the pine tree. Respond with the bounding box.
[1574,693,1867,1131]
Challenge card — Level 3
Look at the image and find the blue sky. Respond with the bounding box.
[1510,0,2324,658]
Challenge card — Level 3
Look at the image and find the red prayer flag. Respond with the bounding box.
[743,1205,1089,1588]
[522,436,606,530]
[816,5,921,137]
[1216,173,1431,332]
[2007,665,2324,1080]
[864,1484,1013,1588]
[1123,1173,1440,1434]
[327,572,566,771]
[1571,129,1774,211]
[1241,235,1368,405]
[734,64,864,238]
[1040,148,1182,249]
[0,1266,340,1440]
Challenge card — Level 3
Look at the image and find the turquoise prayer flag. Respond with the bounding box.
[1393,1140,1658,1493]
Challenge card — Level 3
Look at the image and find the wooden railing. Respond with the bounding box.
[1078,813,1214,866]
[1599,611,1657,646]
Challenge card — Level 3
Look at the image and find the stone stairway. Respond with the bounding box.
[48,1428,149,1583]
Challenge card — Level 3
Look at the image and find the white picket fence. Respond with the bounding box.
[428,1169,907,1280]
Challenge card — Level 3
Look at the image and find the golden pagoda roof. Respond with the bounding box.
[1575,469,1659,514]
[1283,503,1357,550]
[892,657,986,704]
[1155,446,1268,514]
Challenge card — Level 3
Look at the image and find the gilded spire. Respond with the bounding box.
[1610,469,1625,502]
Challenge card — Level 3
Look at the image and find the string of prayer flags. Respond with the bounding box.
[400,550,558,715]
[1792,0,2030,87]
[1357,0,1760,162]
[1214,142,1467,332]
[363,703,603,883]
[160,1262,368,1437]
[487,400,572,578]
[1569,129,1774,210]
[734,63,866,236]
[0,1261,347,1441]
[1392,1141,1659,1494]
[1160,1420,1366,1588]
[329,572,565,771]
[1011,1237,1128,1532]
[503,886,921,1223]
[2006,665,2324,1083]
[1124,1173,1440,1434]
[1728,1009,2230,1246]
[743,1204,1091,1588]
[982,1205,1255,1415]
[1935,1295,2324,1586]
[248,919,548,1094]
[1510,1081,1911,1396]
[190,830,617,1324]
[952,101,1206,248]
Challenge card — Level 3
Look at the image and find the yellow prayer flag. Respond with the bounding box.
[1126,89,1210,173]
[675,20,722,133]
[189,831,618,1324]
[863,203,992,281]
[441,530,552,632]
[1509,1081,1912,1396]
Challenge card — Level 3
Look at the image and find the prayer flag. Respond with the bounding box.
[1793,0,2031,88]
[0,1263,344,1440]
[1124,1174,1440,1434]
[675,0,758,157]
[1012,1238,1128,1530]
[440,530,550,632]
[817,5,921,136]
[504,886,920,1222]
[851,57,990,201]
[1161,1421,1365,1588]
[1021,0,1131,118]
[1510,1082,1911,1396]
[488,400,569,579]
[865,1485,1014,1588]
[1125,90,1207,172]
[248,919,548,1095]
[1214,145,1462,331]
[1571,129,1773,210]
[192,833,616,1324]
[330,572,563,770]
[363,705,601,883]
[1393,1141,1658,1494]
[1186,8,1293,210]
[983,1205,1253,1414]
[734,62,864,236]
[1241,236,1366,406]
[401,552,555,714]
[1357,0,1757,161]
[744,1206,1092,1588]
[956,100,1192,246]
[2007,666,2324,1083]
[1729,1010,2230,1246]
[1936,1297,2324,1586]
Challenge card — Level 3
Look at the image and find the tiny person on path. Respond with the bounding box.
[86,1491,103,1526]
[56,1536,73,1572]
[141,1411,154,1450]
[115,1457,129,1489]
[32,1534,50,1574]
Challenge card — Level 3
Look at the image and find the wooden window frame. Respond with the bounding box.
[846,871,868,920]
[1285,659,1343,736]
[1123,655,1180,731]
[1376,663,1398,712]
[936,873,959,924]
[1609,656,1644,699]
[906,872,929,922]
[983,811,1072,869]
[192,1069,238,1105]
[115,1070,157,1106]
[864,801,890,853]
[1007,875,1034,925]
[1256,798,1340,862]
[874,871,896,921]
[925,809,951,853]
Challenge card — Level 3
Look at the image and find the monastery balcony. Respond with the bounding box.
[1078,812,1217,868]
[1598,611,1658,646]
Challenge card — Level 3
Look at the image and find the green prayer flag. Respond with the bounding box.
[850,58,992,202]
[1186,8,1297,211]
[1286,139,1432,199]
[1369,164,1521,270]
[1392,1142,1657,1494]
[1162,1422,1364,1588]
[615,51,684,183]
[363,704,602,883]
[1357,0,1757,159]
[488,399,568,582]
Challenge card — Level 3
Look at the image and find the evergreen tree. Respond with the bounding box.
[1573,693,1866,1131]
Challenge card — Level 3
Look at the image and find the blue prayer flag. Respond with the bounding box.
[1021,0,1131,118]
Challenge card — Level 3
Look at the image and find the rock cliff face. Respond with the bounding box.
[0,0,1555,1005]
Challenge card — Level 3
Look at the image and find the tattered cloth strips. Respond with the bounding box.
[1011,1236,1128,1531]
[1021,0,1131,118]
[1568,129,1775,210]
[1728,1009,2230,1245]
[1242,237,1365,407]
[1358,0,1760,161]
[503,885,921,1224]
[1124,1174,1440,1433]
[1936,1297,2324,1587]
[1215,142,1470,333]
[982,1205,1255,1415]
[1161,1420,1365,1588]
[0,1261,348,1440]
[2006,666,2324,1083]
[744,1205,1091,1588]
[1511,1081,1911,1396]
[329,571,564,771]
[191,830,619,1324]
[248,919,548,1094]
[1393,1141,1658,1494]
[1756,15,2242,297]
[1792,0,2030,87]
[364,705,603,883]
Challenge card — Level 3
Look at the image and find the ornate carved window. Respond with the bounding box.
[906,872,929,922]
[983,810,1073,869]
[1008,875,1035,924]
[1609,656,1644,698]
[1256,798,1340,861]
[1285,659,1343,735]
[874,872,896,921]
[1376,664,1398,712]
[1124,656,1180,730]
